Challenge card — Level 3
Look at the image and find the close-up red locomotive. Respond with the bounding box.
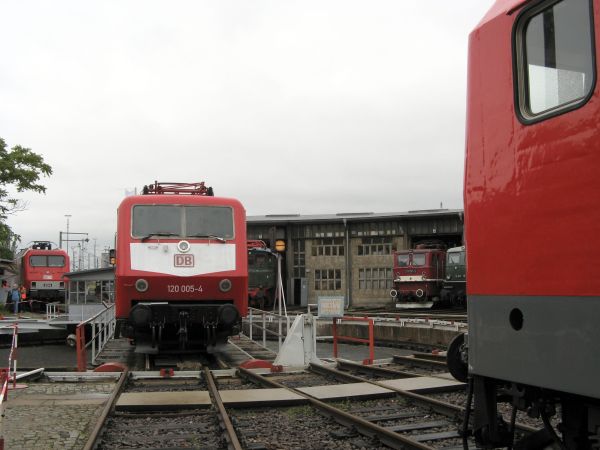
[114,182,248,353]
[448,0,600,447]
[17,241,70,308]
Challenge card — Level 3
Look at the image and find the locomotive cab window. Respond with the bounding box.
[132,205,234,239]
[29,255,65,267]
[412,253,426,266]
[397,254,409,266]
[48,256,66,267]
[29,255,46,267]
[515,0,595,122]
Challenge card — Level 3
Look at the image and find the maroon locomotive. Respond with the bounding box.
[390,244,446,309]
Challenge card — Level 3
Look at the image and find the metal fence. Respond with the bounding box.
[76,303,116,370]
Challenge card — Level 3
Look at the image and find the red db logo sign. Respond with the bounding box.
[174,254,195,267]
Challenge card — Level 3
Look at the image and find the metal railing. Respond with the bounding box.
[45,302,65,320]
[246,307,293,351]
[332,316,375,364]
[76,304,116,371]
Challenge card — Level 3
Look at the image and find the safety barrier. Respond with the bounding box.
[0,324,18,450]
[332,316,374,365]
[76,304,116,371]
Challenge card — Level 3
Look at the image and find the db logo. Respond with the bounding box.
[174,254,195,267]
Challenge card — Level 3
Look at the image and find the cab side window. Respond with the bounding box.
[515,0,595,122]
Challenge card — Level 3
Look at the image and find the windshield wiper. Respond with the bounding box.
[140,232,179,242]
[187,234,226,243]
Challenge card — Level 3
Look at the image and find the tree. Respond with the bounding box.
[0,137,52,259]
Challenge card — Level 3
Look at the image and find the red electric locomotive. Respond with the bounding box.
[390,244,446,309]
[115,182,247,353]
[448,0,600,447]
[18,241,69,308]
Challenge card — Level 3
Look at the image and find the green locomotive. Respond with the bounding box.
[247,241,278,309]
[440,245,466,307]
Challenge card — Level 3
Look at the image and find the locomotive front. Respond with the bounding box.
[20,242,70,306]
[115,182,247,353]
[390,249,446,309]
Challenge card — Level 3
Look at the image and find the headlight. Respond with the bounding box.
[177,240,190,253]
[130,304,152,327]
[135,278,149,292]
[219,279,232,292]
[218,304,239,326]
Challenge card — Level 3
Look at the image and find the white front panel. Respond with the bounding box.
[130,243,236,277]
[33,281,63,290]
[394,275,425,282]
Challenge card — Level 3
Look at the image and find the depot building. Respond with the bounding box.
[247,209,463,309]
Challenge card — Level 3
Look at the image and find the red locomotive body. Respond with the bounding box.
[456,0,600,446]
[115,182,247,353]
[390,248,446,309]
[19,241,69,306]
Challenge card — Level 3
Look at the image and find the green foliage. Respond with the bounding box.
[0,137,52,259]
[0,223,20,260]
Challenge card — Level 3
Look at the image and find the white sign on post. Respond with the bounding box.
[317,296,345,318]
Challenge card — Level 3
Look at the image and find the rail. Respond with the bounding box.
[76,304,116,371]
[0,324,18,450]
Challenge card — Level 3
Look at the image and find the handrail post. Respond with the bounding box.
[76,323,86,372]
[368,318,374,364]
[249,308,253,340]
[262,313,266,347]
[332,318,338,359]
[92,322,96,365]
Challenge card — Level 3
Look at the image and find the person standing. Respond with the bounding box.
[0,280,8,309]
[11,285,19,314]
[20,285,29,312]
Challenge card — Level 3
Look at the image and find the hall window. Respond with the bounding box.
[314,269,342,291]
[312,238,344,257]
[358,268,393,290]
[358,237,392,256]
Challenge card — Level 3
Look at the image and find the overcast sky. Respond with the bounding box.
[2,1,494,259]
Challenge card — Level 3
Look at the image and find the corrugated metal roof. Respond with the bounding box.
[247,209,463,224]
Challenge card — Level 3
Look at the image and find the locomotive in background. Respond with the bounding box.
[449,0,600,447]
[17,241,69,309]
[247,240,277,309]
[390,242,466,309]
[114,182,248,353]
[440,246,466,307]
[390,242,446,309]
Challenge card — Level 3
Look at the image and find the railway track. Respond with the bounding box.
[90,368,242,450]
[82,337,547,450]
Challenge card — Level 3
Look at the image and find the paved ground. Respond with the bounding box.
[2,380,116,450]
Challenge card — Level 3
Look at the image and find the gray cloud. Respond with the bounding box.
[2,0,494,253]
